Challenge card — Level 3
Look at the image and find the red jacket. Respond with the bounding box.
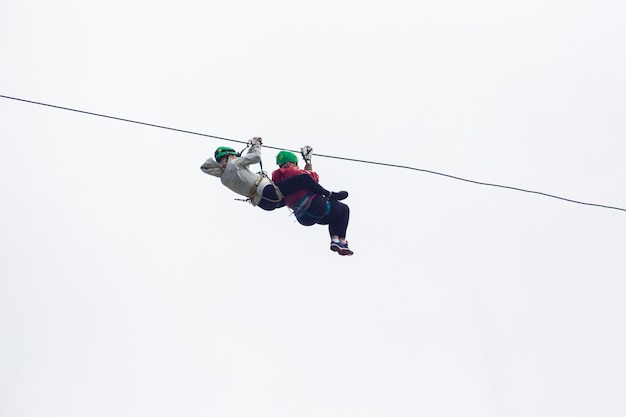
[271,167,320,208]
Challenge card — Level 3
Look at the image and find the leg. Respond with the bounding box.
[327,201,349,239]
[326,201,353,256]
[258,185,285,210]
[296,197,354,256]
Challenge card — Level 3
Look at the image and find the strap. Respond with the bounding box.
[237,143,249,157]
[258,173,284,203]
[292,193,315,218]
[293,195,330,220]
[267,172,283,200]
[234,197,252,204]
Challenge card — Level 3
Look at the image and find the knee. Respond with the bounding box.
[333,201,349,214]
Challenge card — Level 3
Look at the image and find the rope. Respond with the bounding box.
[0,94,248,145]
[2,93,625,213]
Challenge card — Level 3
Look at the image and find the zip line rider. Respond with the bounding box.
[200,137,343,212]
[271,147,353,256]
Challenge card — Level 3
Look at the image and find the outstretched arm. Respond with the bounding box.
[235,137,263,168]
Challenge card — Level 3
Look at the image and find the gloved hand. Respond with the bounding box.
[301,145,313,163]
[249,137,262,146]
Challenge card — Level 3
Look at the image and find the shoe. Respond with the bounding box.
[329,191,348,200]
[330,240,354,256]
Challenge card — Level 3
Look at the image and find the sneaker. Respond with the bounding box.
[330,240,354,256]
[329,191,348,200]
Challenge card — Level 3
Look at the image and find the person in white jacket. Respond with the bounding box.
[200,137,337,211]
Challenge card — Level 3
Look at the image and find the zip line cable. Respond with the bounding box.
[0,94,246,145]
[2,94,625,213]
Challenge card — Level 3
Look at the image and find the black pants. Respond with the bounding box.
[257,174,329,211]
[296,195,350,238]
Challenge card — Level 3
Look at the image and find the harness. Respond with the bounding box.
[232,143,284,205]
[292,193,331,220]
[251,172,284,203]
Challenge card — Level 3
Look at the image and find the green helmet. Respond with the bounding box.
[276,150,298,166]
[214,146,238,160]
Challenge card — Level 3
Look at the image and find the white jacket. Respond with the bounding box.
[200,144,271,206]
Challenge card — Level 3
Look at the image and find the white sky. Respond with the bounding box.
[2,1,626,416]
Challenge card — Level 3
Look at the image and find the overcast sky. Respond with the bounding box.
[2,1,626,416]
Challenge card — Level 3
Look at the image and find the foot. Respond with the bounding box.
[330,240,354,256]
[329,191,348,200]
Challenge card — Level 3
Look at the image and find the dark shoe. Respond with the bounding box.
[330,240,354,256]
[329,191,348,200]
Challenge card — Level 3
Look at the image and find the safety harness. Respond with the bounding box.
[234,143,284,205]
[291,193,331,220]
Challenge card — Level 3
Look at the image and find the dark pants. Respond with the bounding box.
[296,195,350,238]
[257,174,329,211]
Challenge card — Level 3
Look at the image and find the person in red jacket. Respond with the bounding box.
[272,147,353,256]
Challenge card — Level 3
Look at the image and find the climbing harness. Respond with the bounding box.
[244,172,284,205]
[232,144,284,205]
[291,193,331,220]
